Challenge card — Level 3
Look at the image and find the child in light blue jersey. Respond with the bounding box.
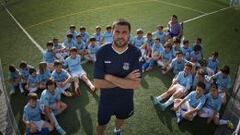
[66,25,78,40]
[37,62,51,90]
[151,63,193,111]
[64,33,76,50]
[43,41,55,71]
[192,69,212,94]
[173,82,206,123]
[208,65,231,104]
[158,42,173,69]
[85,37,100,62]
[144,32,154,49]
[207,51,219,73]
[181,40,191,60]
[198,59,215,76]
[51,60,73,97]
[152,25,166,45]
[40,79,67,135]
[162,51,188,75]
[75,34,87,57]
[151,38,164,54]
[192,37,203,58]
[132,28,145,48]
[79,26,90,43]
[19,61,33,84]
[198,85,234,129]
[8,65,24,94]
[103,25,113,44]
[26,68,39,93]
[53,37,68,62]
[23,93,53,135]
[172,38,181,57]
[144,38,164,71]
[64,47,95,96]
[190,44,202,63]
[93,26,104,45]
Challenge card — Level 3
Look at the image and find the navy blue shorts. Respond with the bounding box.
[98,98,134,125]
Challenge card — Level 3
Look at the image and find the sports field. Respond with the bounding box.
[0,0,240,134]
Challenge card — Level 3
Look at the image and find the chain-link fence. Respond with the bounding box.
[0,59,20,135]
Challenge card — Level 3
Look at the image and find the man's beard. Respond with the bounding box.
[113,38,128,48]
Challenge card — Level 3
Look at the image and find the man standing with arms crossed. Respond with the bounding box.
[94,19,142,135]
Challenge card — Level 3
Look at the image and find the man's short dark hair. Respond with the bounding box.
[112,19,131,33]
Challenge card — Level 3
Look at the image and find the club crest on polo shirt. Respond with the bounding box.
[123,62,130,70]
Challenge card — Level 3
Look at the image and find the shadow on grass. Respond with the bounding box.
[177,117,216,135]
[62,80,98,135]
[9,89,27,134]
[152,102,175,132]
[151,97,216,135]
[141,67,173,89]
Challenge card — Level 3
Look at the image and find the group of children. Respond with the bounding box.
[8,15,234,134]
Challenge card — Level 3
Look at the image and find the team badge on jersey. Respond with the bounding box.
[123,62,130,70]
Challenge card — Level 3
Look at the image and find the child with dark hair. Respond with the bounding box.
[40,79,67,135]
[173,82,206,123]
[19,61,33,91]
[25,68,39,93]
[198,85,234,129]
[208,65,231,104]
[103,25,113,44]
[85,37,100,62]
[43,41,55,71]
[207,51,219,73]
[8,64,24,94]
[181,39,192,60]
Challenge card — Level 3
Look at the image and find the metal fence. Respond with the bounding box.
[0,59,20,135]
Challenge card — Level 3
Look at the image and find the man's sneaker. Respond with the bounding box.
[227,120,234,129]
[150,96,159,106]
[158,103,167,111]
[56,126,66,135]
[114,130,122,135]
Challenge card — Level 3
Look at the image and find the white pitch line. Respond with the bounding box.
[2,1,231,58]
[1,3,44,53]
[151,0,206,14]
[183,6,231,24]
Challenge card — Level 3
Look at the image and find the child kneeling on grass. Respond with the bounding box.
[23,93,53,135]
[40,79,67,135]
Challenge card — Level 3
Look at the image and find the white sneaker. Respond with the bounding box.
[19,87,24,93]
[10,89,15,95]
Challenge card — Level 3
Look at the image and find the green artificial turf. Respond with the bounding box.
[0,0,239,134]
